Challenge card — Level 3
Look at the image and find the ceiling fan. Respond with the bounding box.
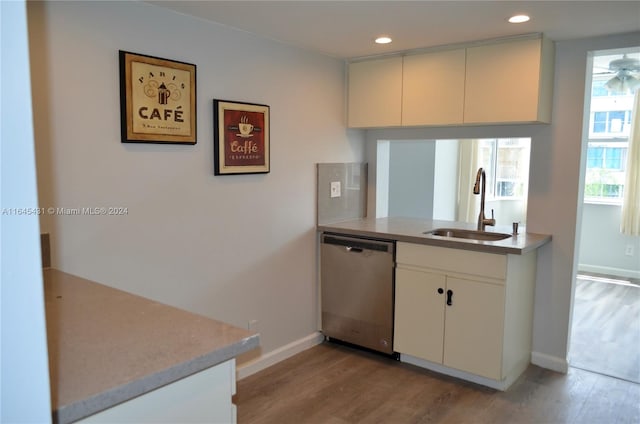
[600,54,640,93]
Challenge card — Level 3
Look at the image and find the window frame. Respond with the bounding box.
[583,54,636,205]
[584,138,628,205]
[477,138,530,202]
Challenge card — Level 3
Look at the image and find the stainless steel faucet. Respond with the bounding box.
[473,168,496,231]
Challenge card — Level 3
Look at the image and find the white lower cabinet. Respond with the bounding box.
[394,268,446,364]
[442,276,504,379]
[394,242,536,390]
[79,359,237,423]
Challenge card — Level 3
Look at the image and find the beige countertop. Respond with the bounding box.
[44,269,259,424]
[318,217,551,254]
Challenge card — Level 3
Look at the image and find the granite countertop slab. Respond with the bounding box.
[317,217,551,255]
[44,269,259,424]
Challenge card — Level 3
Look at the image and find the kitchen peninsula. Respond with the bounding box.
[318,217,551,390]
[44,269,259,423]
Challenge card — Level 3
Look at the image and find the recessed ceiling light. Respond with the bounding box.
[508,14,531,24]
[375,36,392,44]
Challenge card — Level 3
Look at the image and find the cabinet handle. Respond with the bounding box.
[437,288,444,294]
[446,289,453,306]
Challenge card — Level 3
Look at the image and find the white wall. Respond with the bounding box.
[27,1,364,362]
[388,140,436,219]
[366,31,640,372]
[433,140,459,221]
[530,32,640,370]
[579,203,640,279]
[375,141,390,218]
[1,1,52,420]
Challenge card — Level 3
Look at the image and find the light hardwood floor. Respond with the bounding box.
[236,342,640,424]
[570,275,640,383]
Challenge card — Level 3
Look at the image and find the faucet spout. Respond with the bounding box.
[473,168,483,194]
[473,168,496,231]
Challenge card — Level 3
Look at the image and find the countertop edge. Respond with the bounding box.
[56,334,260,424]
[317,218,552,255]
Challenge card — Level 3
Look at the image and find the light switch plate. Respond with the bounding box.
[330,181,341,198]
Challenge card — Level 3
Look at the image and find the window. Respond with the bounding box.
[477,138,530,200]
[585,141,628,200]
[587,143,627,170]
[585,50,638,203]
[592,110,631,134]
[592,78,630,97]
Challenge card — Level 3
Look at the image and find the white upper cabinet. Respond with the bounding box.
[347,56,403,128]
[347,34,555,128]
[402,49,466,126]
[464,36,555,124]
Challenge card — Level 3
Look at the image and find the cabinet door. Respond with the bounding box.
[80,360,236,423]
[394,267,446,363]
[443,277,505,379]
[348,57,402,128]
[402,49,465,126]
[464,37,544,124]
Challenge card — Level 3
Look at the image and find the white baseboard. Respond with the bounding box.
[236,332,324,380]
[578,264,640,280]
[400,354,518,391]
[531,351,568,373]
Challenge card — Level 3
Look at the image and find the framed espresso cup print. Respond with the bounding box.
[213,99,270,175]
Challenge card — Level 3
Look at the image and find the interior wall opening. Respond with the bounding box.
[570,45,640,384]
[376,138,531,229]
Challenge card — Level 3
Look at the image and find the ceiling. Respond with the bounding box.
[146,1,640,59]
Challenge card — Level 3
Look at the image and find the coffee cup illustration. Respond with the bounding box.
[238,122,254,135]
[238,115,253,135]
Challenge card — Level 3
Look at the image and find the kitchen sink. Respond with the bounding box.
[424,228,512,241]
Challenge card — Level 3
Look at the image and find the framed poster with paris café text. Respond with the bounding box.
[213,99,270,175]
[119,50,196,144]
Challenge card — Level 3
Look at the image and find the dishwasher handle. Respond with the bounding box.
[321,234,394,253]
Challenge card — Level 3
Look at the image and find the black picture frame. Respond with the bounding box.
[213,99,270,175]
[119,50,197,144]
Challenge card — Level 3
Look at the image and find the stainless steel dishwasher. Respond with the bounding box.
[320,233,395,355]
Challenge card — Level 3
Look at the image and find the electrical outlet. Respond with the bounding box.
[248,319,259,331]
[625,245,634,256]
[330,181,341,198]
